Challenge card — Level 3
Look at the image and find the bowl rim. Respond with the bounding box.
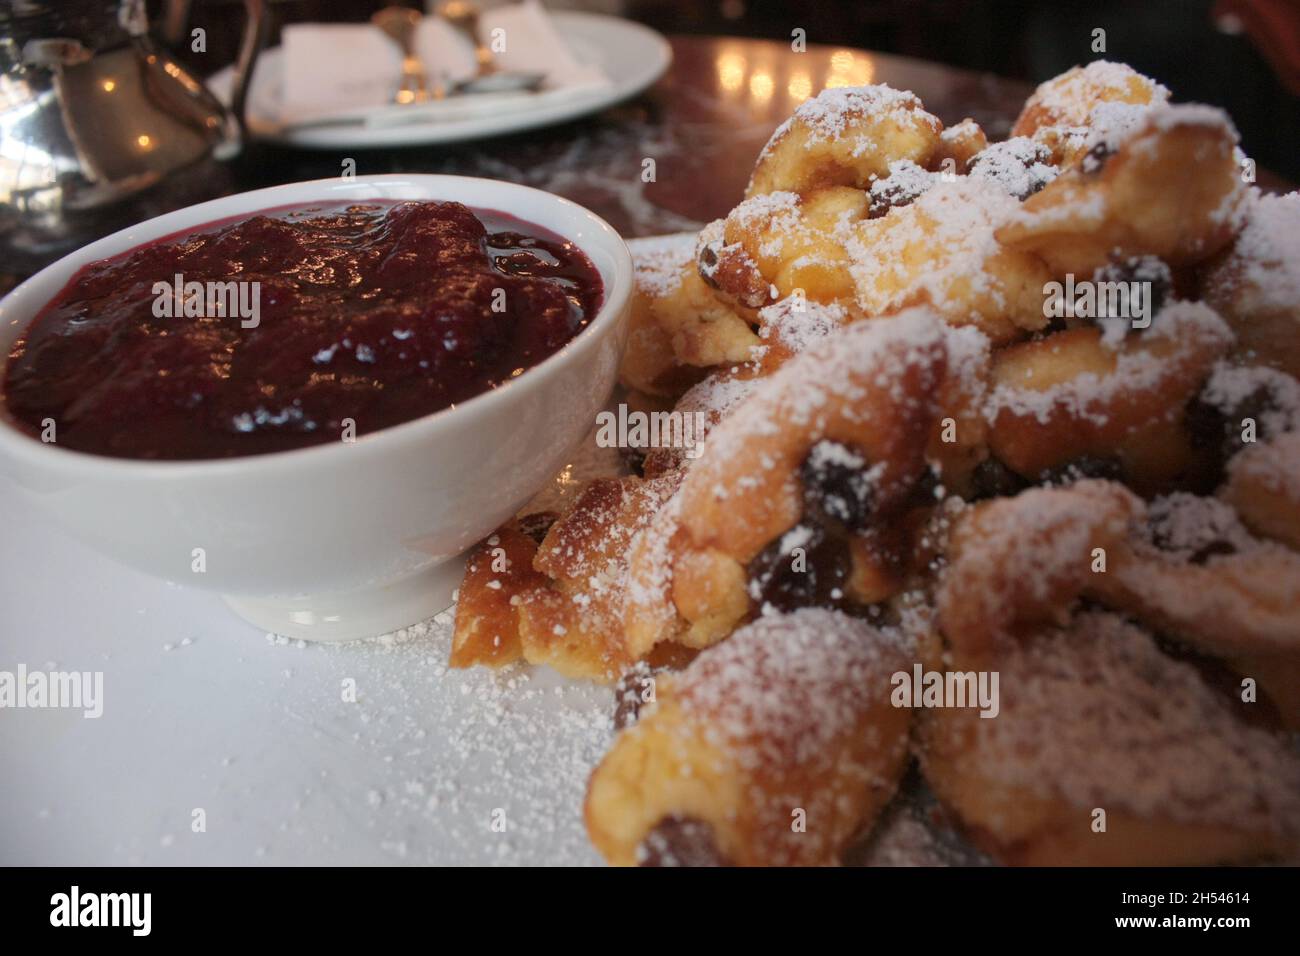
[0,173,633,479]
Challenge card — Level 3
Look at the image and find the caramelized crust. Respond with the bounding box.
[450,522,549,669]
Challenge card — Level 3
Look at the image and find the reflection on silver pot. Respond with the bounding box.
[0,0,265,239]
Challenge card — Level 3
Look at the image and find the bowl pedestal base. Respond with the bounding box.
[221,555,466,642]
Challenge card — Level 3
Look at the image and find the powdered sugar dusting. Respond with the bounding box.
[1143,492,1260,560]
[676,372,759,423]
[754,296,849,359]
[642,373,761,476]
[1229,429,1300,504]
[1082,100,1155,154]
[941,118,983,145]
[843,177,1023,317]
[622,486,684,628]
[696,309,946,474]
[938,481,1140,633]
[676,608,911,771]
[731,191,803,258]
[944,323,994,396]
[965,137,1058,198]
[1199,361,1300,439]
[949,610,1300,834]
[261,613,616,865]
[1023,60,1169,128]
[869,159,939,210]
[988,301,1233,427]
[1218,191,1300,311]
[630,231,698,299]
[759,84,929,161]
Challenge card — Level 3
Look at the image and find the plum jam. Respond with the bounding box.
[2,200,603,460]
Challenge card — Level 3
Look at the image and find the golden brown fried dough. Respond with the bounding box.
[999,104,1246,276]
[623,311,947,656]
[586,608,915,866]
[748,86,942,197]
[985,302,1232,490]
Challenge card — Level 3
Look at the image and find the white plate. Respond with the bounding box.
[0,420,625,866]
[209,13,671,149]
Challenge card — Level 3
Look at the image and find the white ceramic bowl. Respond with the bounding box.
[0,175,632,641]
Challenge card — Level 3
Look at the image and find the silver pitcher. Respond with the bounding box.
[0,0,266,249]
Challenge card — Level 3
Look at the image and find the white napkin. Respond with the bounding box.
[278,1,608,128]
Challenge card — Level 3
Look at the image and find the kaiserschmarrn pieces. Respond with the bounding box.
[1012,60,1171,140]
[651,265,760,368]
[985,301,1233,490]
[938,480,1300,729]
[998,104,1247,276]
[700,187,868,314]
[585,608,914,866]
[1203,192,1300,379]
[449,58,1300,868]
[1189,360,1300,482]
[935,480,1144,659]
[919,610,1300,866]
[450,518,552,669]
[641,370,760,478]
[1222,429,1300,551]
[842,176,1054,343]
[747,85,943,197]
[1091,493,1300,704]
[933,118,989,170]
[622,311,947,657]
[452,473,682,681]
[1112,489,1299,625]
[619,234,756,396]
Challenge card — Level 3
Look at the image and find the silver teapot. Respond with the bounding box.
[0,0,266,252]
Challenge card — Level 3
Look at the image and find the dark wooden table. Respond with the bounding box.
[1,35,1036,286]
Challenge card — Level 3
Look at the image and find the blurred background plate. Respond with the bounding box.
[209,11,671,148]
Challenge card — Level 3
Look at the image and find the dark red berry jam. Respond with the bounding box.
[2,200,603,460]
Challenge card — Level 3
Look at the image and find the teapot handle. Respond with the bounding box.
[161,0,268,133]
[229,0,269,133]
[159,1,193,46]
